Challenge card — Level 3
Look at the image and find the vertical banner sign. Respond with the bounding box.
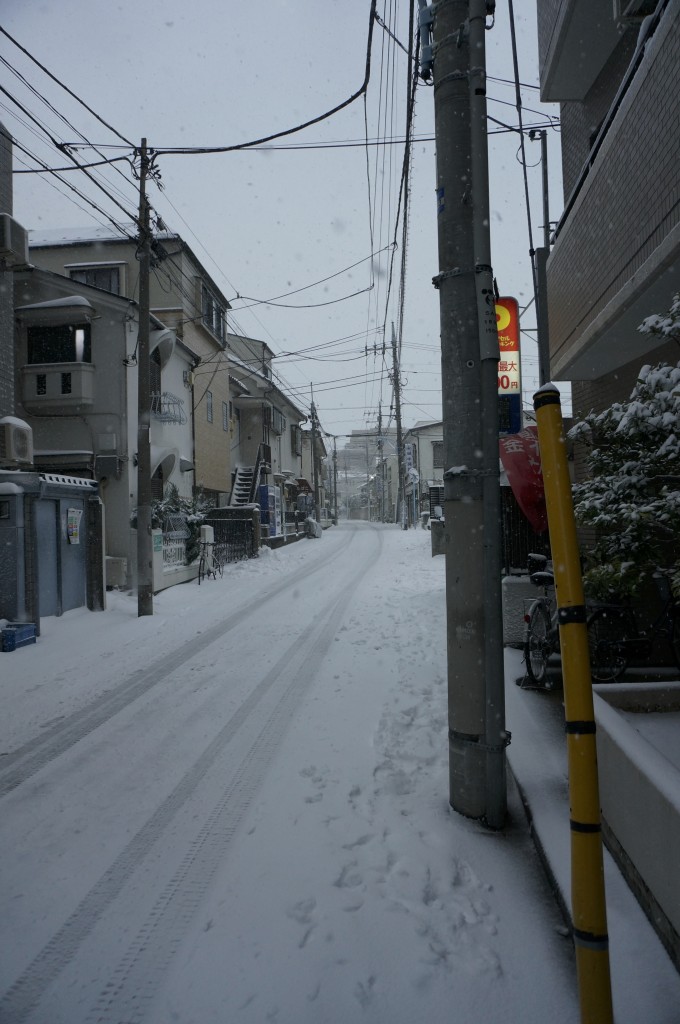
[495,297,520,395]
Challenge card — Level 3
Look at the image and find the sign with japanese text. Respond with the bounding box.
[495,297,520,396]
[498,426,548,534]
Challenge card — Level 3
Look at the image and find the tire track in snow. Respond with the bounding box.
[0,527,357,799]
[0,526,382,1024]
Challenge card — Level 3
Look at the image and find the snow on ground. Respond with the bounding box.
[0,521,651,1022]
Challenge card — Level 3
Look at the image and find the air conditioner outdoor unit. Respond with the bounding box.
[0,213,29,268]
[0,417,34,468]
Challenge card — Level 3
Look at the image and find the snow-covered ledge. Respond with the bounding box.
[594,682,680,969]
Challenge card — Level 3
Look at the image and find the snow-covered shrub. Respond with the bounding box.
[131,484,212,563]
[568,296,680,600]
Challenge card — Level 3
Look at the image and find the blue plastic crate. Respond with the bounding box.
[1,623,37,652]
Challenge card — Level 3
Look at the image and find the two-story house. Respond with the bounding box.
[28,224,233,505]
[403,420,444,523]
[226,332,314,535]
[12,265,195,588]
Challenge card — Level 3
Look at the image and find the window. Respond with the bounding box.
[290,424,303,457]
[27,323,91,364]
[69,265,121,294]
[201,283,226,343]
[222,401,229,431]
[432,440,444,469]
[272,406,286,435]
[206,390,213,423]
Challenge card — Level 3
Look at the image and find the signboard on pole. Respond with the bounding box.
[496,296,522,436]
[495,297,520,396]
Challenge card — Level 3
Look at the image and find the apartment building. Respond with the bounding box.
[538,0,679,419]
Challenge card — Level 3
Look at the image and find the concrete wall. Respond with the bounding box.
[594,683,680,969]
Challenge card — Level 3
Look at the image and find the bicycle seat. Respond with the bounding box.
[530,570,554,587]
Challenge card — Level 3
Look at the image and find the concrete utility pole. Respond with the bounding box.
[390,323,407,529]
[429,0,506,824]
[532,129,551,385]
[136,139,153,617]
[310,387,320,521]
[332,438,338,525]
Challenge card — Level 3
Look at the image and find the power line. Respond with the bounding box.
[0,25,134,146]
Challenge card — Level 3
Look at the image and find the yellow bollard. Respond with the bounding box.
[534,384,614,1024]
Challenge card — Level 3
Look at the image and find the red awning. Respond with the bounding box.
[499,426,548,534]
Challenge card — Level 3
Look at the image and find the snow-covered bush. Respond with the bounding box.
[131,484,212,563]
[568,296,680,600]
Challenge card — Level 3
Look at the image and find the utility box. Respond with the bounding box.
[1,623,37,652]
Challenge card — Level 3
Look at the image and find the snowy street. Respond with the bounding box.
[1,522,581,1023]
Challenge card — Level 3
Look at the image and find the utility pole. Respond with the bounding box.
[136,139,153,617]
[469,0,506,828]
[390,322,407,530]
[532,129,551,385]
[377,402,385,522]
[332,438,338,525]
[426,0,506,824]
[310,387,320,522]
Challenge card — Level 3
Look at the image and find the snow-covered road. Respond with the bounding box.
[1,522,579,1023]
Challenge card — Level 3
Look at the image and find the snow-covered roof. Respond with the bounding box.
[29,224,177,247]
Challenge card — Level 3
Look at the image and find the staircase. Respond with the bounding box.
[229,464,255,506]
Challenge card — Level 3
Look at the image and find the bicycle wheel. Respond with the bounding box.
[198,552,206,584]
[587,608,628,682]
[524,603,552,686]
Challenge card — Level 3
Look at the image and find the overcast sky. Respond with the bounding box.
[1,0,563,442]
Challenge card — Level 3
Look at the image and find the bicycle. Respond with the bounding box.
[522,554,560,688]
[197,540,224,584]
[587,572,680,681]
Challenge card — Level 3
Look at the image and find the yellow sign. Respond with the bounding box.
[495,297,520,395]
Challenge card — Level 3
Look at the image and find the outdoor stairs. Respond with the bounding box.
[230,464,255,506]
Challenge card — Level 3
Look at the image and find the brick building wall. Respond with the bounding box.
[547,9,680,369]
[558,32,637,198]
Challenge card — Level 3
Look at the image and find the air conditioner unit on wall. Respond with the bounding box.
[0,417,34,467]
[0,213,29,267]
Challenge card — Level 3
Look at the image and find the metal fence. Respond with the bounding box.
[162,514,190,573]
[204,510,256,563]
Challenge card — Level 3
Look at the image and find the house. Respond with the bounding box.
[226,332,313,537]
[28,224,234,505]
[403,420,444,523]
[537,0,679,422]
[12,266,195,589]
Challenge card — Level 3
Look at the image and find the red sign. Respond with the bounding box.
[495,297,520,395]
[499,425,548,534]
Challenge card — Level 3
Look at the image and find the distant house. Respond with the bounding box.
[403,420,444,523]
[12,266,194,588]
[226,332,314,536]
[28,224,233,505]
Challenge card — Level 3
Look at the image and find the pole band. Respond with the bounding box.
[534,390,560,410]
[565,720,597,735]
[558,604,587,624]
[570,819,601,833]
[573,927,609,951]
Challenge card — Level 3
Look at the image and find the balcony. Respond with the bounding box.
[21,362,95,414]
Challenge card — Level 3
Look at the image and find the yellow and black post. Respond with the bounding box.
[534,384,613,1024]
